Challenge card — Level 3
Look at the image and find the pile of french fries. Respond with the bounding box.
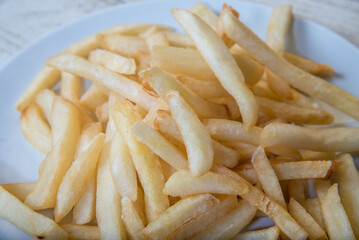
[1,2,359,240]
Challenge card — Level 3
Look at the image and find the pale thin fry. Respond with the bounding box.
[301,151,335,160]
[192,199,257,240]
[64,34,100,57]
[190,2,219,30]
[284,52,334,74]
[96,118,127,239]
[232,54,264,85]
[225,142,257,161]
[15,66,60,111]
[212,165,308,240]
[166,90,213,176]
[20,103,52,154]
[163,169,249,197]
[251,79,282,101]
[203,119,261,145]
[257,96,333,125]
[211,140,240,168]
[143,98,168,128]
[173,9,258,129]
[80,84,108,113]
[288,198,328,240]
[121,197,145,240]
[141,67,228,119]
[73,174,96,225]
[133,186,147,225]
[112,100,169,222]
[314,180,331,203]
[290,89,319,109]
[61,224,100,240]
[252,147,286,209]
[321,183,355,240]
[110,132,137,201]
[288,180,306,205]
[260,122,359,152]
[235,168,258,184]
[88,49,136,75]
[336,154,359,238]
[25,98,81,210]
[0,186,68,239]
[142,194,219,240]
[163,31,194,47]
[55,131,105,222]
[305,198,326,231]
[167,196,238,240]
[145,31,169,50]
[223,11,359,120]
[47,53,157,110]
[132,121,187,170]
[95,102,109,123]
[98,33,148,58]
[266,70,293,100]
[35,89,56,121]
[1,183,35,202]
[60,72,82,103]
[102,23,171,35]
[233,226,280,240]
[216,3,239,48]
[267,5,292,55]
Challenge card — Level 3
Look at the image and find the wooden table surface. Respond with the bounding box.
[0,0,358,68]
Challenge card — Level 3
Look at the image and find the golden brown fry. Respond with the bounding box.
[166,90,213,176]
[288,198,328,240]
[232,54,264,85]
[20,103,52,154]
[305,198,326,231]
[233,226,280,240]
[35,89,57,122]
[25,98,81,210]
[301,151,335,160]
[73,175,96,225]
[143,194,219,240]
[1,182,35,202]
[321,184,355,240]
[260,122,359,152]
[112,100,169,222]
[15,66,60,111]
[61,224,100,240]
[288,180,306,205]
[163,169,249,197]
[336,154,359,238]
[121,197,145,240]
[266,70,293,100]
[60,72,82,103]
[173,9,258,129]
[284,52,334,74]
[80,84,108,113]
[314,180,331,203]
[47,53,157,110]
[223,11,359,120]
[216,3,239,48]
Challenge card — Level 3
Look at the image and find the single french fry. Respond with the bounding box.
[143,194,219,240]
[321,183,355,240]
[305,198,326,231]
[15,66,61,111]
[35,89,57,122]
[0,186,68,239]
[192,199,257,240]
[96,118,127,239]
[211,140,240,168]
[61,224,100,240]
[252,147,286,209]
[257,96,333,125]
[163,169,249,197]
[25,98,81,210]
[95,102,109,124]
[110,132,137,201]
[260,122,359,152]
[20,103,52,154]
[166,90,213,176]
[141,67,228,119]
[112,100,169,222]
[73,174,96,225]
[289,88,319,109]
[145,31,169,50]
[98,33,148,58]
[266,70,293,100]
[168,195,238,240]
[55,129,105,222]
[60,72,82,103]
[80,84,108,113]
[233,226,280,240]
[314,180,331,203]
[88,49,136,75]
[190,2,219,30]
[121,197,145,240]
[232,54,264,85]
[203,119,261,145]
[216,3,239,48]
[284,52,334,74]
[288,180,306,205]
[132,121,187,170]
[336,154,359,238]
[163,31,194,47]
[102,23,171,35]
[288,198,328,240]
[64,34,100,57]
[47,53,157,110]
[1,183,35,202]
[223,10,359,120]
[301,150,335,160]
[173,9,258,129]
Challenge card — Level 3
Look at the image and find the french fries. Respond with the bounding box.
[1,182,35,202]
[121,197,145,240]
[233,226,280,240]
[61,224,100,240]
[60,72,82,103]
[80,84,108,113]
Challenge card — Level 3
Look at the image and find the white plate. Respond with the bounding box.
[1,0,359,238]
